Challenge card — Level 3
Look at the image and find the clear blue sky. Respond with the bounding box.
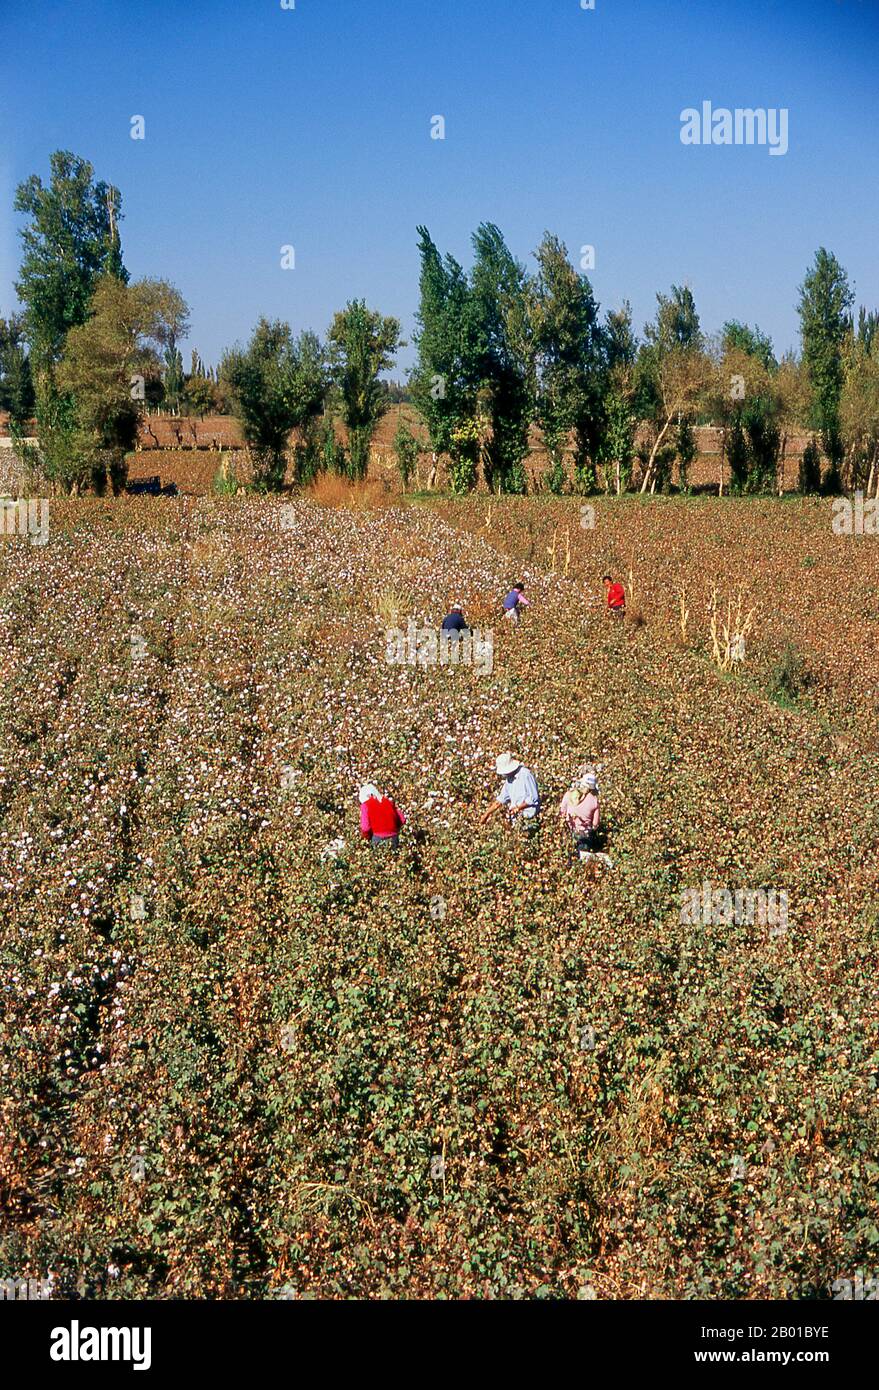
[1,0,877,372]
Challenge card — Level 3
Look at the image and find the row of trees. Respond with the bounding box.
[3,151,403,493]
[218,304,402,489]
[409,227,879,497]
[3,150,878,496]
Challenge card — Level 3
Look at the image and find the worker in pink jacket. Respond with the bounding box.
[559,771,600,858]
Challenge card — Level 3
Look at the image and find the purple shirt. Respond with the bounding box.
[503,589,529,611]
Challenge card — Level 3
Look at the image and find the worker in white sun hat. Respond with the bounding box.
[479,753,540,829]
[358,783,406,850]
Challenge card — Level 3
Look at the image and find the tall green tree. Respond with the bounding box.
[529,233,607,494]
[0,314,35,426]
[220,319,328,489]
[712,323,782,494]
[741,394,781,494]
[14,152,131,489]
[470,223,531,493]
[596,301,638,493]
[411,227,484,488]
[14,151,128,380]
[392,418,421,492]
[797,248,854,493]
[725,414,750,493]
[162,346,186,413]
[327,300,402,480]
[636,285,707,493]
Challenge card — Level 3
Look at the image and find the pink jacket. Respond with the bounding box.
[560,790,600,833]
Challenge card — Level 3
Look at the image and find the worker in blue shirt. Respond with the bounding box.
[480,753,540,830]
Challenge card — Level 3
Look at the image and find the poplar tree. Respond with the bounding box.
[529,233,607,494]
[470,223,531,494]
[636,286,707,493]
[14,151,128,380]
[798,248,854,493]
[411,226,483,487]
[327,300,402,480]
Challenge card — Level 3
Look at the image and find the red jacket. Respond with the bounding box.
[361,797,405,838]
[606,582,626,610]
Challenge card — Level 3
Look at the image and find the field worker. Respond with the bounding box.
[359,783,406,851]
[441,603,470,639]
[502,583,530,626]
[603,574,626,619]
[560,771,601,858]
[480,753,540,829]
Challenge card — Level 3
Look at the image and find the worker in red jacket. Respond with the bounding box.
[603,574,626,619]
[359,784,406,851]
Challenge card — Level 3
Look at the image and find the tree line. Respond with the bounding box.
[2,150,878,497]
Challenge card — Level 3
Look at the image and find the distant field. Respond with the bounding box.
[1,494,876,1299]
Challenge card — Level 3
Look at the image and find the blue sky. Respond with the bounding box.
[1,0,877,372]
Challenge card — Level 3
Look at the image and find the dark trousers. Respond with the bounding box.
[573,829,597,855]
[371,834,399,851]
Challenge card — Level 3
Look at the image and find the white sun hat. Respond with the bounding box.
[358,783,381,804]
[495,753,521,777]
[451,602,464,611]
